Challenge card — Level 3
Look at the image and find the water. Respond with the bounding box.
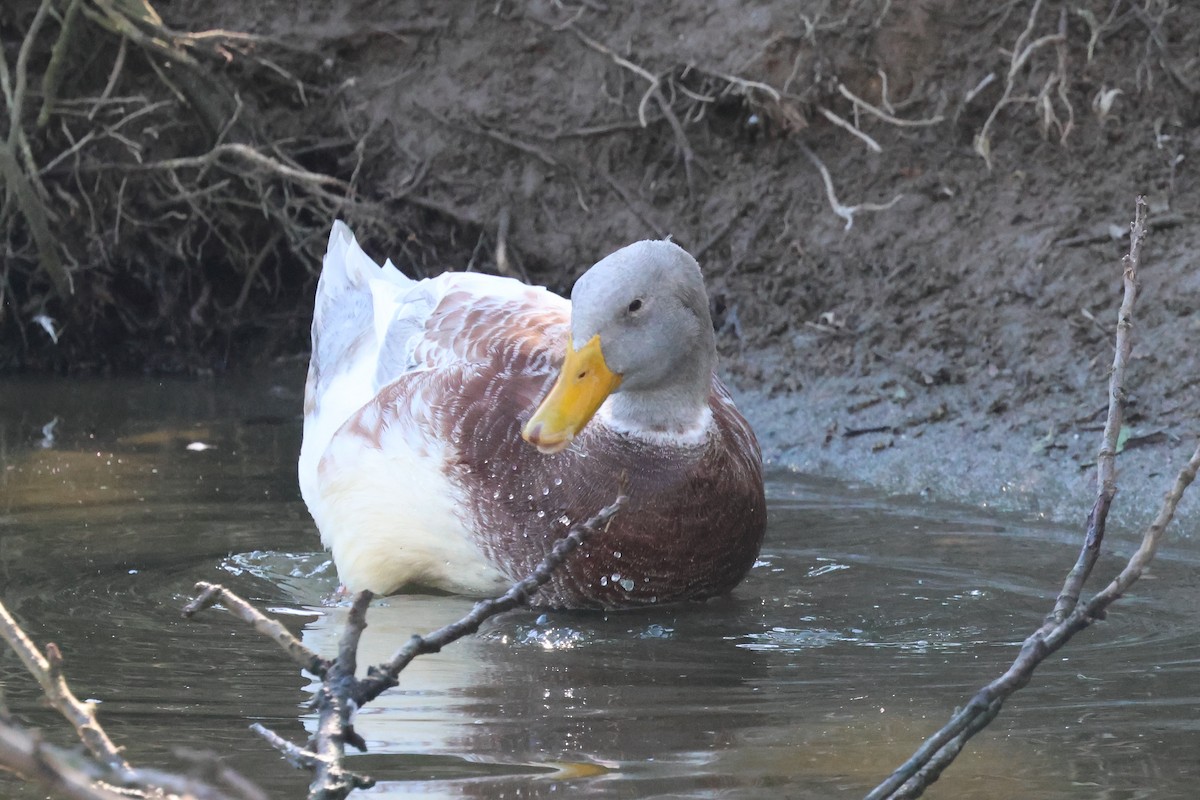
[2,373,1199,798]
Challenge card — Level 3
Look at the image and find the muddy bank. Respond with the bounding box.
[3,1,1197,527]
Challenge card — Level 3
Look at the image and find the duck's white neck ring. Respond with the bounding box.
[597,393,713,447]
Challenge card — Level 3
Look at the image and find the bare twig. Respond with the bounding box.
[0,599,256,800]
[6,0,53,170]
[89,36,128,121]
[0,601,130,773]
[710,70,780,102]
[1052,196,1147,621]
[182,583,330,677]
[0,0,71,297]
[36,0,84,128]
[249,723,319,770]
[128,144,352,193]
[184,494,626,800]
[0,718,131,800]
[357,494,627,704]
[866,197,1194,800]
[308,590,375,799]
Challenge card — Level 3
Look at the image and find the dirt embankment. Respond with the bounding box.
[3,0,1198,524]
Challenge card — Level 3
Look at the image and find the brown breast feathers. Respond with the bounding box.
[431,292,766,609]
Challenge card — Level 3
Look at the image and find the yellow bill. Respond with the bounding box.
[522,334,622,454]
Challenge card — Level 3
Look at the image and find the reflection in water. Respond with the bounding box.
[2,374,1199,798]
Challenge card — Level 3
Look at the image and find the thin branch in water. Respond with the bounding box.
[1051,195,1147,622]
[0,601,130,773]
[0,718,132,800]
[184,493,627,800]
[182,582,330,677]
[864,196,1197,800]
[249,723,319,770]
[358,494,627,703]
[0,598,256,800]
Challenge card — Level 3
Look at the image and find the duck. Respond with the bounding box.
[298,221,765,609]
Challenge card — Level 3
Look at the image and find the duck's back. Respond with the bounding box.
[299,223,571,595]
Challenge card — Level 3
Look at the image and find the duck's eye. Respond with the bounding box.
[627,298,643,314]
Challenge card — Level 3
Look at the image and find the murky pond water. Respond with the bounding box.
[2,373,1198,798]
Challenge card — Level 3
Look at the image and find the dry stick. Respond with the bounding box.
[89,36,128,121]
[1052,197,1146,622]
[182,583,330,677]
[307,591,376,799]
[358,494,627,704]
[5,0,52,165]
[110,142,376,230]
[0,600,130,774]
[0,719,130,800]
[0,139,69,296]
[37,0,84,128]
[131,144,351,191]
[865,197,1193,800]
[40,99,176,176]
[0,0,71,297]
[710,70,780,102]
[0,599,253,800]
[184,495,626,800]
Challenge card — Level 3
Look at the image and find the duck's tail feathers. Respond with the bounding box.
[309,223,414,404]
[320,221,411,299]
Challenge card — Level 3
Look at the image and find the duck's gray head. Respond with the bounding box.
[522,240,716,453]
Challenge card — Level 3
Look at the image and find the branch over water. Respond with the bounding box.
[184,493,626,800]
[866,197,1200,799]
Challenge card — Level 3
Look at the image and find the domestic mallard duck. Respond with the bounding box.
[298,222,765,609]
